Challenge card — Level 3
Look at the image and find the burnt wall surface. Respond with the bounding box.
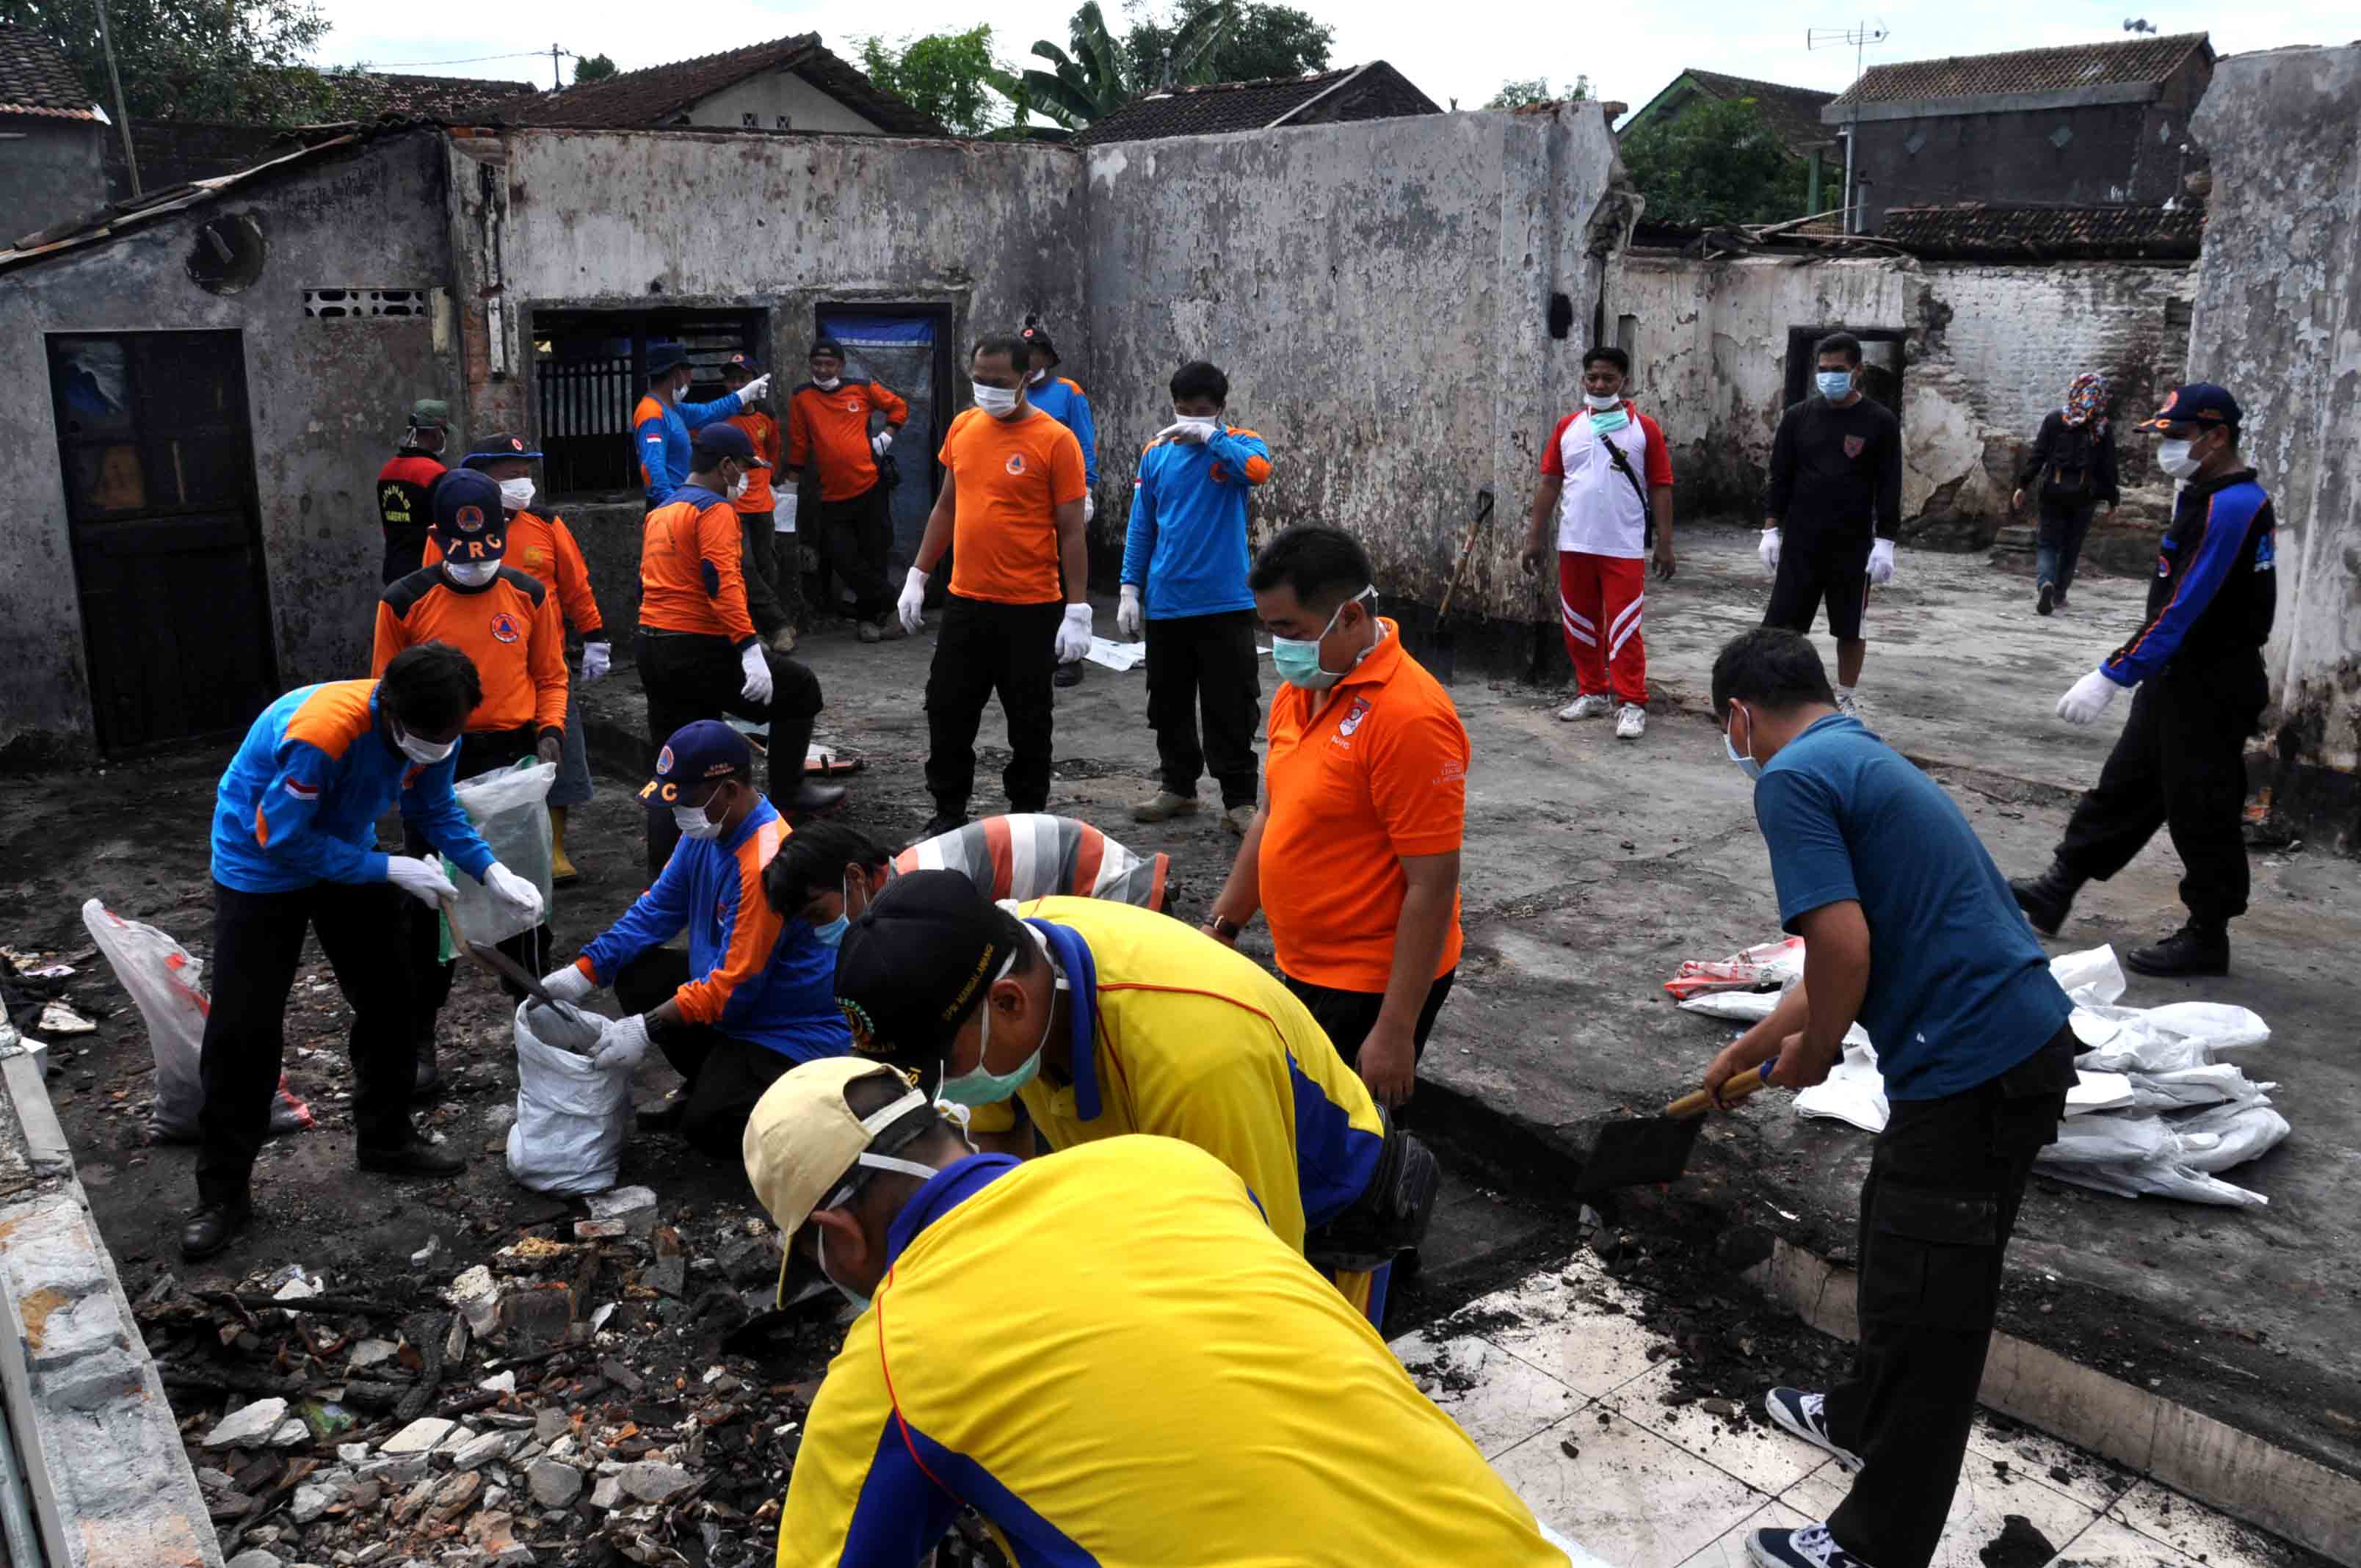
[2186,44,2361,796]
[1082,103,1628,625]
[0,131,459,758]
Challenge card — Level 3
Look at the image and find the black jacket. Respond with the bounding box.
[1763,394,1903,543]
[2017,412,2119,508]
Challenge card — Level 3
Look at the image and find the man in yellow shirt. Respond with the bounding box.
[831,870,1432,1321]
[744,1059,1595,1568]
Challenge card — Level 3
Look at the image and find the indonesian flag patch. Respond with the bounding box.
[283,777,321,801]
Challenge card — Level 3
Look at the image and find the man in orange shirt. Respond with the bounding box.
[430,433,605,885]
[638,424,845,877]
[372,468,569,1091]
[1204,526,1470,1111]
[784,336,908,645]
[719,355,795,653]
[896,336,1092,840]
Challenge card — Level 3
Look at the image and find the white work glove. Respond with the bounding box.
[871,429,895,457]
[897,567,929,635]
[540,962,598,1003]
[1155,418,1218,446]
[1054,603,1094,663]
[1868,537,1896,587]
[483,862,545,923]
[776,493,798,533]
[385,855,459,909]
[739,642,773,705]
[1116,584,1143,639]
[1759,529,1782,573]
[1084,492,1097,525]
[592,1014,651,1073]
[2057,668,2123,727]
[738,373,772,404]
[580,641,610,685]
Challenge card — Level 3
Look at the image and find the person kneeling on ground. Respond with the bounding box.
[539,721,849,1162]
[747,1060,1595,1567]
[1700,626,2076,1568]
[762,816,1174,932]
[186,643,540,1260]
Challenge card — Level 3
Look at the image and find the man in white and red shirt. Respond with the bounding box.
[1521,346,1676,738]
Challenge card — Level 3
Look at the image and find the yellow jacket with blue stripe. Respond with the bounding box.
[779,1136,1573,1567]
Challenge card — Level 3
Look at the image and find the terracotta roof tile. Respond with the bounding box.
[337,73,537,120]
[1879,201,2203,258]
[500,34,945,135]
[1833,33,2208,106]
[0,23,98,120]
[1073,61,1438,146]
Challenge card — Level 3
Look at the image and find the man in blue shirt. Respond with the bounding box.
[1022,323,1100,690]
[190,643,540,1260]
[2009,382,2275,979]
[1698,628,2076,1568]
[633,342,769,508]
[540,721,848,1164]
[1117,360,1274,834]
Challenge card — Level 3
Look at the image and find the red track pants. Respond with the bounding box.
[1558,551,1647,705]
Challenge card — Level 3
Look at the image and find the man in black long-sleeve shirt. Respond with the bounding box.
[1760,333,1904,714]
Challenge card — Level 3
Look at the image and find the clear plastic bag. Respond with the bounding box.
[80,899,313,1142]
[505,999,629,1195]
[440,761,556,954]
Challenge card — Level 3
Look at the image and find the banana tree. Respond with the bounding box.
[999,1,1231,134]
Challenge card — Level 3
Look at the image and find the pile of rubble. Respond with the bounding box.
[137,1186,860,1568]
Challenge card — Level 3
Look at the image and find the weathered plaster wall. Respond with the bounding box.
[0,132,458,757]
[0,118,106,246]
[2186,44,2361,790]
[1082,103,1633,623]
[685,74,886,136]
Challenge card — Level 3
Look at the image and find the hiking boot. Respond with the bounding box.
[357,1135,467,1178]
[1615,704,1647,740]
[2037,581,2056,617]
[1749,1524,1876,1568]
[1763,1387,1863,1472]
[1133,790,1200,824]
[770,625,799,655]
[1557,692,1613,722]
[917,811,970,841]
[856,619,882,645]
[2125,922,2230,979]
[1054,660,1086,688]
[1222,804,1256,835]
[2008,860,2085,937]
[550,805,581,885]
[181,1195,253,1262]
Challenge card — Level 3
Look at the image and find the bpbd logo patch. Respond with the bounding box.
[1005,453,1028,476]
[490,611,523,644]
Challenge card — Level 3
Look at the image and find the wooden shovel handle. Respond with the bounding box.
[1667,1064,1770,1120]
[1435,488,1496,622]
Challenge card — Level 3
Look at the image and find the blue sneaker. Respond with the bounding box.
[1764,1387,1864,1472]
[1748,1523,1876,1568]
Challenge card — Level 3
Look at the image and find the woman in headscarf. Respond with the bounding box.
[2012,372,2119,614]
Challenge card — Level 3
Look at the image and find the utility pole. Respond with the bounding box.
[551,43,563,90]
[95,0,139,197]
[1809,20,1889,234]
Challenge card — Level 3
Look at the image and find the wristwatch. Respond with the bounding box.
[1210,914,1244,940]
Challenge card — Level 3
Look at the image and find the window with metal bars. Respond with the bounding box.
[531,308,766,499]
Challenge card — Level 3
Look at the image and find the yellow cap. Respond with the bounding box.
[741,1058,921,1239]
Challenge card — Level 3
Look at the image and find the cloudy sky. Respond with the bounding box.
[315,1,2354,117]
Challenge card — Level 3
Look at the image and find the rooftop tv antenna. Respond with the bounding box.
[1809,21,1889,235]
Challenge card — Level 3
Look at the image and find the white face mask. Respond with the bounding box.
[1169,407,1222,436]
[812,1088,952,1310]
[813,374,841,391]
[443,559,500,588]
[673,791,728,841]
[1029,368,1050,385]
[1584,391,1622,411]
[728,471,750,502]
[497,476,535,512]
[394,723,457,765]
[2157,438,2202,479]
[972,380,1022,418]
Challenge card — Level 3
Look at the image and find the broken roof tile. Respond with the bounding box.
[1073,61,1439,147]
[1878,201,2204,260]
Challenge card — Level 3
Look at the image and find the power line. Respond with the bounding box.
[361,49,572,69]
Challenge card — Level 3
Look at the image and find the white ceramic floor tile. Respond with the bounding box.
[1461,1270,1669,1399]
[2106,1484,2289,1568]
[1966,1414,2140,1514]
[1494,1409,1768,1568]
[1675,1498,1816,1568]
[1788,1453,2098,1568]
[2052,1517,2211,1568]
[1393,1328,1589,1458]
[1607,1363,1834,1495]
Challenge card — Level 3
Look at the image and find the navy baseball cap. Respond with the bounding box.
[2137,382,2241,432]
[809,337,846,361]
[643,719,753,803]
[692,421,769,468]
[428,468,507,554]
[831,869,1030,1070]
[648,343,691,377]
[722,353,762,380]
[1020,322,1059,364]
[460,432,543,469]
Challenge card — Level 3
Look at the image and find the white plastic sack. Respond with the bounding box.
[443,761,556,948]
[2048,945,2127,1007]
[2122,1064,2272,1114]
[1793,1045,1888,1132]
[2040,1160,2270,1208]
[80,899,313,1142]
[2172,1099,2291,1173]
[504,999,629,1195]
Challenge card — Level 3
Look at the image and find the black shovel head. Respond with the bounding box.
[1573,1111,1708,1196]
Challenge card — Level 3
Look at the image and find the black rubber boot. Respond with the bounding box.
[358,1136,468,1177]
[1053,659,1086,688]
[2125,922,2230,979]
[181,1196,253,1262]
[769,710,846,817]
[413,1032,442,1101]
[2009,860,2085,936]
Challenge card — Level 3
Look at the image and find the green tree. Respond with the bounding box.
[573,53,616,84]
[1618,94,1811,226]
[1487,74,1586,109]
[1012,1,1227,133]
[1124,1,1331,89]
[856,26,1009,137]
[2,0,342,123]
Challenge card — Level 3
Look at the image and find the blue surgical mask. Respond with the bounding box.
[1591,407,1631,435]
[1724,705,1763,781]
[937,938,1060,1106]
[1817,370,1854,400]
[813,914,849,949]
[1270,587,1375,691]
[816,1227,868,1313]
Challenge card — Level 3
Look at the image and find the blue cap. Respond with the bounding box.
[722,353,761,380]
[2138,382,2241,432]
[692,421,769,468]
[643,719,753,802]
[429,468,507,556]
[648,342,690,377]
[460,431,543,468]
